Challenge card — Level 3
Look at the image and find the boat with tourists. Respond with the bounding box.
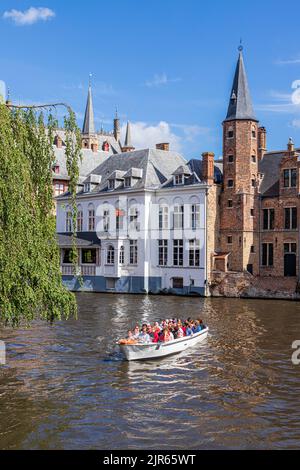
[117,317,208,361]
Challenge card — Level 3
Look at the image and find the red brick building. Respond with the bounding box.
[214,47,300,287]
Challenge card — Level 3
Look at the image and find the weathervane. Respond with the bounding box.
[238,38,243,52]
[89,72,93,87]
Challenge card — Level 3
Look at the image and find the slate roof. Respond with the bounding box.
[53,147,110,181]
[88,148,188,192]
[224,51,257,122]
[188,159,223,184]
[57,232,101,247]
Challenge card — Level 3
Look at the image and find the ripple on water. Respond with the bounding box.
[1,294,300,449]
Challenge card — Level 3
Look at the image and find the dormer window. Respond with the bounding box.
[174,174,184,185]
[108,179,115,190]
[124,177,131,188]
[84,183,91,193]
[53,164,60,174]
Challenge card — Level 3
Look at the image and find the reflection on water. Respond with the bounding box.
[0,294,300,449]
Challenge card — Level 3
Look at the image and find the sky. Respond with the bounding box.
[1,0,300,158]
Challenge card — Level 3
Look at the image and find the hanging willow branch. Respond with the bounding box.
[6,102,73,113]
[0,101,82,326]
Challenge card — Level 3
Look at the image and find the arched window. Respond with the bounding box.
[107,245,115,265]
[103,208,110,232]
[66,208,72,232]
[129,206,139,231]
[159,205,168,229]
[88,204,95,231]
[119,246,125,264]
[115,200,125,231]
[77,206,83,232]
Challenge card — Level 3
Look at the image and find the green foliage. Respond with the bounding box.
[0,104,80,326]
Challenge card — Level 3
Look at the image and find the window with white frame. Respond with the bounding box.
[283,169,297,188]
[284,207,297,230]
[174,174,184,185]
[66,210,72,232]
[173,205,184,229]
[103,209,110,232]
[119,246,125,264]
[189,240,200,267]
[108,179,115,190]
[88,207,95,231]
[159,205,168,230]
[191,204,200,230]
[54,183,65,196]
[77,209,83,232]
[173,239,183,266]
[124,177,131,188]
[158,240,168,266]
[107,245,115,264]
[116,207,124,230]
[129,207,139,231]
[129,240,138,265]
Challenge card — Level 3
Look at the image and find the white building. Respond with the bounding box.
[56,145,222,297]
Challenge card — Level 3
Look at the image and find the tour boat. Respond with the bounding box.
[118,327,209,361]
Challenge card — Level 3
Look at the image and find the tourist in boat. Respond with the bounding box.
[133,325,140,339]
[161,327,172,342]
[138,324,151,343]
[175,325,184,338]
[193,321,202,333]
[199,319,206,330]
[185,323,194,336]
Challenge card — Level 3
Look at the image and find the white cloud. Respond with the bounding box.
[145,73,181,87]
[119,121,210,153]
[275,57,300,65]
[3,7,55,26]
[257,81,300,113]
[121,121,182,151]
[292,119,300,128]
[171,123,209,142]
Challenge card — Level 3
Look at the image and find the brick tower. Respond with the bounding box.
[220,47,260,274]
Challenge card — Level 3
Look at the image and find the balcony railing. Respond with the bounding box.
[61,265,96,276]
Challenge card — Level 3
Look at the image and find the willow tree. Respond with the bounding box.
[0,103,81,326]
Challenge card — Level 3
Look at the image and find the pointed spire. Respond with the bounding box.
[82,76,95,134]
[124,121,132,147]
[224,47,257,122]
[122,121,135,152]
[113,106,120,142]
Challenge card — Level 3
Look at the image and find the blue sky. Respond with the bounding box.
[1,0,300,158]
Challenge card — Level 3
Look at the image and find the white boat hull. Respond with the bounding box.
[119,328,208,361]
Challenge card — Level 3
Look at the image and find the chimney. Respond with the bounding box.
[54,134,63,148]
[202,152,215,185]
[91,142,98,153]
[287,137,295,155]
[258,127,267,160]
[156,143,170,151]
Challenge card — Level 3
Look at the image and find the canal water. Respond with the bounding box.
[0,294,300,450]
